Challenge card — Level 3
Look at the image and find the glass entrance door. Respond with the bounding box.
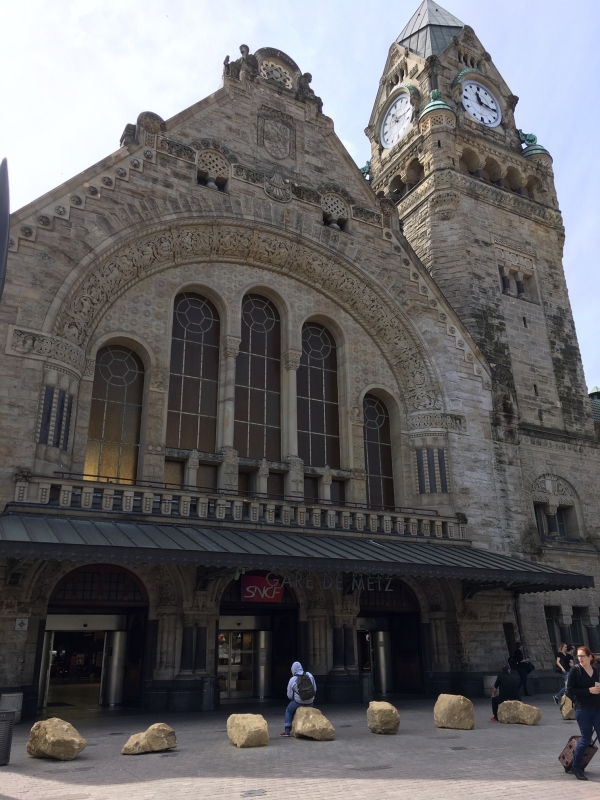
[218,631,254,698]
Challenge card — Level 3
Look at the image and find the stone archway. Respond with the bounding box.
[50,219,443,413]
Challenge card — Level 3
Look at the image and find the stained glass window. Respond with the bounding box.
[234,295,281,460]
[84,345,144,483]
[363,394,395,509]
[166,293,220,452]
[297,323,340,468]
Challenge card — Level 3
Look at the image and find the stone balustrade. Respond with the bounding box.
[12,476,467,540]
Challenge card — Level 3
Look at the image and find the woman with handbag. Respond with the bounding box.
[566,646,600,781]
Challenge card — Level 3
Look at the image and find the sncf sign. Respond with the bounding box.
[241,575,284,603]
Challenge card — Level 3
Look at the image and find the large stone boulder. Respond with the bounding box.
[292,707,335,741]
[560,695,575,720]
[367,701,400,735]
[497,700,542,726]
[121,723,178,755]
[26,718,87,761]
[433,694,475,730]
[227,714,269,748]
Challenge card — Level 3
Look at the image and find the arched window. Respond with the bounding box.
[84,345,144,483]
[166,293,220,453]
[363,394,395,509]
[297,322,340,468]
[234,295,281,461]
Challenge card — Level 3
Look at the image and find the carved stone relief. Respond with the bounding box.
[258,108,296,160]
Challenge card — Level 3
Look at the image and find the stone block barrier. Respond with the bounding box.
[433,694,475,730]
[367,701,400,734]
[122,723,177,754]
[227,714,269,748]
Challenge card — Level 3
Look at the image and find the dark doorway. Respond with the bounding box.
[359,579,424,693]
[219,572,299,700]
[45,566,149,708]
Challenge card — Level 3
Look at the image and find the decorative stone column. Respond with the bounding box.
[307,611,328,674]
[155,610,178,680]
[349,405,367,505]
[557,606,573,645]
[343,624,357,674]
[178,625,195,677]
[330,621,347,675]
[545,504,559,537]
[140,367,170,482]
[283,349,303,498]
[194,625,208,675]
[218,336,241,491]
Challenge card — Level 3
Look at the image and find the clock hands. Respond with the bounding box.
[474,89,496,115]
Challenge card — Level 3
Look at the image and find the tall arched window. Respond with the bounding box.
[84,345,144,483]
[234,295,281,461]
[297,322,340,468]
[363,394,395,509]
[166,293,220,452]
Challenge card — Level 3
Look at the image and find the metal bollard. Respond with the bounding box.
[0,711,15,766]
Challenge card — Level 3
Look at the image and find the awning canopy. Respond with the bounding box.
[0,514,593,594]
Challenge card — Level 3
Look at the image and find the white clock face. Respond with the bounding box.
[462,81,502,128]
[380,94,412,148]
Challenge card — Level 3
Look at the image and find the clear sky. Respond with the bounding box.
[1,0,598,389]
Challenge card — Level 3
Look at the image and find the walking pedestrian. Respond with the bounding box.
[554,642,571,704]
[280,661,316,737]
[512,642,532,696]
[565,646,600,781]
[490,665,521,721]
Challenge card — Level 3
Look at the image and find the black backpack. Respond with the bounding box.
[296,672,315,702]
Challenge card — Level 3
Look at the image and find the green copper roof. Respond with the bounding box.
[419,89,454,119]
[522,143,552,160]
[397,0,464,59]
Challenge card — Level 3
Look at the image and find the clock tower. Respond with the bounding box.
[366,0,593,441]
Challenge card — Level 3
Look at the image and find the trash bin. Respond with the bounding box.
[0,692,23,724]
[0,711,15,766]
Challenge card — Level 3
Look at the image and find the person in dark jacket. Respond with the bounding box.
[512,642,532,696]
[566,646,600,781]
[490,665,521,721]
[554,642,571,704]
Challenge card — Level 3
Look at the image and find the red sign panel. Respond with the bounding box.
[241,575,283,603]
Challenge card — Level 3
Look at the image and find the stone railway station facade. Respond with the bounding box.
[1,2,599,718]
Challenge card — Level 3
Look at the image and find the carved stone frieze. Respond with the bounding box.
[52,221,443,411]
[398,170,563,229]
[7,326,86,375]
[404,412,467,434]
[531,474,576,507]
[429,190,460,221]
[158,138,195,162]
[291,184,321,206]
[351,206,382,226]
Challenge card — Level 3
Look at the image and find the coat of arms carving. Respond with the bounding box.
[257,108,296,160]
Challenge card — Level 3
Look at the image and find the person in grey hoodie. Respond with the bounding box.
[280,661,316,737]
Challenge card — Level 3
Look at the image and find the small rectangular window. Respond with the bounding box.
[164,459,184,489]
[38,386,54,445]
[534,504,548,536]
[196,464,217,490]
[533,384,538,396]
[52,390,66,448]
[304,476,319,503]
[267,472,284,499]
[416,449,426,494]
[556,508,568,538]
[426,448,437,493]
[330,479,346,504]
[437,449,448,493]
[523,317,528,328]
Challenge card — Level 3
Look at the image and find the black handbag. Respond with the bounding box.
[525,661,536,674]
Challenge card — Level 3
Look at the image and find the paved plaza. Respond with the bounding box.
[1,696,599,800]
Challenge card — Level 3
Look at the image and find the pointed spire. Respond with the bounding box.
[396,1,464,59]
